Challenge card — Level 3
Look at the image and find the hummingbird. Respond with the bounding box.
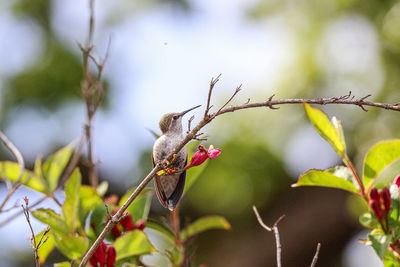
[152,105,201,211]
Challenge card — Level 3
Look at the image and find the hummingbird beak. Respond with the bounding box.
[179,105,201,117]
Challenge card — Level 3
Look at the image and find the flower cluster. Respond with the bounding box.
[369,187,391,232]
[111,212,146,238]
[89,242,116,267]
[184,144,221,170]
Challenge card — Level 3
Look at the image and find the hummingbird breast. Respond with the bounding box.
[153,133,187,204]
[153,134,187,169]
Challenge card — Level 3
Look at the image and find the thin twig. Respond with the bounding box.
[253,205,285,267]
[213,93,400,117]
[204,74,221,117]
[80,0,109,189]
[22,197,45,267]
[0,195,47,227]
[0,130,25,212]
[252,205,271,231]
[187,115,195,134]
[216,84,242,114]
[310,243,321,267]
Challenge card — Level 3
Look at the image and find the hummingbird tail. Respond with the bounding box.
[167,200,174,211]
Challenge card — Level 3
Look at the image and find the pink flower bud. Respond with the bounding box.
[381,187,391,211]
[106,246,116,267]
[120,213,135,231]
[207,147,221,159]
[136,219,146,231]
[369,199,383,221]
[394,174,400,188]
[370,188,380,201]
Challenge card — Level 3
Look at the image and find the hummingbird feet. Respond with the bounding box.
[160,154,177,169]
[157,167,178,176]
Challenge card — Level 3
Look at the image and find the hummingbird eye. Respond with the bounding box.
[173,115,179,120]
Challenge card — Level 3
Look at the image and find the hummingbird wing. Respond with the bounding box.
[152,155,168,209]
[152,155,187,211]
[167,161,187,210]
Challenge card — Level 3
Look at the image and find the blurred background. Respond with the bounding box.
[1,0,400,266]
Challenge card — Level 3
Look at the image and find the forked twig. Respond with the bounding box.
[204,73,222,117]
[253,205,285,267]
[22,197,50,267]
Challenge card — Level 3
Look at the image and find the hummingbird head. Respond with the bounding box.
[159,105,201,135]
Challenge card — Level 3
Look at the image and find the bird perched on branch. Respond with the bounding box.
[152,105,201,211]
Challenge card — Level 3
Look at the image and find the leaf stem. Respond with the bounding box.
[343,156,366,200]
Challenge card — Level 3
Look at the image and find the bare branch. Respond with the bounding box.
[0,130,25,212]
[216,84,242,115]
[266,94,280,110]
[187,115,195,134]
[252,205,271,231]
[22,197,48,267]
[204,73,222,117]
[310,243,321,267]
[253,206,285,267]
[214,93,400,116]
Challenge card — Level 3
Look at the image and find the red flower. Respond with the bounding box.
[370,188,380,201]
[184,144,221,170]
[381,187,391,211]
[89,242,117,267]
[90,241,107,267]
[369,199,383,220]
[369,186,391,233]
[136,219,146,231]
[106,246,116,267]
[120,214,135,231]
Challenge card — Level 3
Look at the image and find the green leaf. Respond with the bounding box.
[114,230,157,260]
[119,188,153,222]
[32,208,70,234]
[363,140,400,191]
[62,168,81,232]
[88,204,107,238]
[359,212,378,229]
[384,249,400,267]
[43,142,75,192]
[293,169,359,194]
[303,103,346,157]
[0,161,46,193]
[53,233,88,260]
[54,262,71,267]
[79,185,103,228]
[146,221,175,244]
[389,198,400,230]
[34,229,54,264]
[180,215,231,241]
[369,229,391,259]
